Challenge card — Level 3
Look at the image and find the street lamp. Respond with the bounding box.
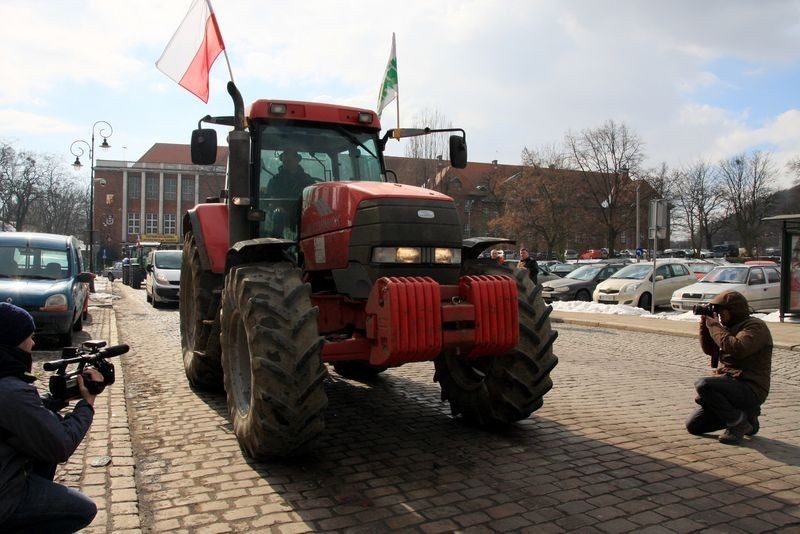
[70,121,113,274]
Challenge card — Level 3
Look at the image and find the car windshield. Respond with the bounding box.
[702,266,747,283]
[0,245,70,280]
[610,264,652,280]
[690,263,714,274]
[566,265,603,281]
[154,251,183,269]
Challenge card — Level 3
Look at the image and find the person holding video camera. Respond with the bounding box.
[686,290,772,445]
[0,302,102,533]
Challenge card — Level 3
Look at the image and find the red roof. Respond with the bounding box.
[137,143,228,165]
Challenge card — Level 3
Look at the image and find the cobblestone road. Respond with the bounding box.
[109,283,799,533]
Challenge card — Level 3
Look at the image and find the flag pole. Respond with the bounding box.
[206,0,235,84]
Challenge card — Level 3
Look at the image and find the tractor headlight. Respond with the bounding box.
[372,247,422,264]
[434,248,461,264]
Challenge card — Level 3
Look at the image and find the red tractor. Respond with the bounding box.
[180,83,558,459]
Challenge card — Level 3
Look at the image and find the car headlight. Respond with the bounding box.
[620,283,640,295]
[434,248,461,264]
[156,273,170,284]
[702,293,717,300]
[42,293,68,312]
[553,286,570,293]
[372,247,421,264]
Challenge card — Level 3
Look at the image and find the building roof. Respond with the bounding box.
[138,143,229,166]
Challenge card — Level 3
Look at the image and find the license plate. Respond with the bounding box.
[599,294,616,302]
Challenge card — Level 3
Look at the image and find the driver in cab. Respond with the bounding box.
[266,150,316,198]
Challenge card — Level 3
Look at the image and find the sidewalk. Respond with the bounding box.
[54,277,142,534]
[552,309,800,351]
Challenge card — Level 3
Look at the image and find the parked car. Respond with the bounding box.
[593,260,696,309]
[671,264,781,312]
[686,260,717,280]
[547,263,579,278]
[105,260,124,282]
[0,232,93,346]
[145,250,182,307]
[542,263,627,303]
[563,249,578,261]
[580,249,605,260]
[712,244,739,258]
[698,249,713,259]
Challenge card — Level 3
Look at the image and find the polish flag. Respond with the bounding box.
[156,0,225,103]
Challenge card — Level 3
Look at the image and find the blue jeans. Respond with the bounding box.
[686,375,760,435]
[0,474,97,533]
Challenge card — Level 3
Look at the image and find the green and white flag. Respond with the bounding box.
[377,33,398,118]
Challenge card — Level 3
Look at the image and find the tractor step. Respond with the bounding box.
[202,319,214,325]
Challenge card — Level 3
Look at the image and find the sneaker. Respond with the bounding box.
[719,418,754,445]
[746,413,759,436]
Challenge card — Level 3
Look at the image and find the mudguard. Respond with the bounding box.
[184,204,228,273]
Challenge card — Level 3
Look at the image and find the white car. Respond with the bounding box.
[593,260,696,309]
[145,250,182,307]
[670,264,781,312]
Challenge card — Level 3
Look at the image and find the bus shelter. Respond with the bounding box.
[762,214,800,322]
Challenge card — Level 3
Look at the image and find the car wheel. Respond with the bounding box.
[638,292,652,311]
[575,290,591,302]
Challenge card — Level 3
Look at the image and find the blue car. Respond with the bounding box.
[0,232,93,346]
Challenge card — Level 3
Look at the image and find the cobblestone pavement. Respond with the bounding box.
[98,282,800,533]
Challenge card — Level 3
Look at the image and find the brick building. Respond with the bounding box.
[92,143,227,265]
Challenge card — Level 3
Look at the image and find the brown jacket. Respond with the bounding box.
[700,316,772,404]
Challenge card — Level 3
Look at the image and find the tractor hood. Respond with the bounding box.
[300,181,454,239]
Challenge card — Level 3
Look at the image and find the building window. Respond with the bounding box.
[128,177,141,200]
[164,213,176,235]
[146,174,159,200]
[181,177,195,202]
[145,213,158,234]
[127,212,140,236]
[164,176,177,201]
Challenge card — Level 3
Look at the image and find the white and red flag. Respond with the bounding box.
[156,0,225,103]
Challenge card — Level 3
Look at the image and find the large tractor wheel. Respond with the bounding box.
[180,231,224,390]
[221,263,328,459]
[434,261,558,427]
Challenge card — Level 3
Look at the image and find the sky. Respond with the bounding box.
[1,0,799,188]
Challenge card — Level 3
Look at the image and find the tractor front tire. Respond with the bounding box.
[434,261,558,426]
[180,231,224,390]
[221,263,328,459]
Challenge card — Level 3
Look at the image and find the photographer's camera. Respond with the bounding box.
[692,304,718,317]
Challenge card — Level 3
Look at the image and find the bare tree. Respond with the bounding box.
[0,143,42,231]
[493,154,576,255]
[520,143,572,170]
[402,108,453,187]
[672,161,726,252]
[718,152,777,256]
[565,120,645,254]
[28,155,88,237]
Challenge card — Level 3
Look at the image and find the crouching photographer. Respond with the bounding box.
[0,302,103,533]
[686,290,772,445]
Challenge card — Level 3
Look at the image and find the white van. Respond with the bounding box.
[145,250,182,307]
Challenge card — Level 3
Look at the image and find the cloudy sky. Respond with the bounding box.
[1,0,798,187]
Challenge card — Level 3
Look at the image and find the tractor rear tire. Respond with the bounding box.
[221,263,328,459]
[333,362,387,380]
[180,231,224,390]
[434,261,558,426]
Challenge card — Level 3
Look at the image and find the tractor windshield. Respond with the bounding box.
[256,122,384,240]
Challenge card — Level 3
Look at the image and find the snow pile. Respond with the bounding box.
[550,300,789,323]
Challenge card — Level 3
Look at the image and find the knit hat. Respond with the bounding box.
[0,302,36,347]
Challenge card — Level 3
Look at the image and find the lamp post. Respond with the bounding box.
[70,121,113,274]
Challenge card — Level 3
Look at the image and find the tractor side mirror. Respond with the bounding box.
[191,129,218,165]
[449,135,468,169]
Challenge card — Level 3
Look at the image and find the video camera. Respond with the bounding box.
[42,340,129,410]
[692,303,719,317]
